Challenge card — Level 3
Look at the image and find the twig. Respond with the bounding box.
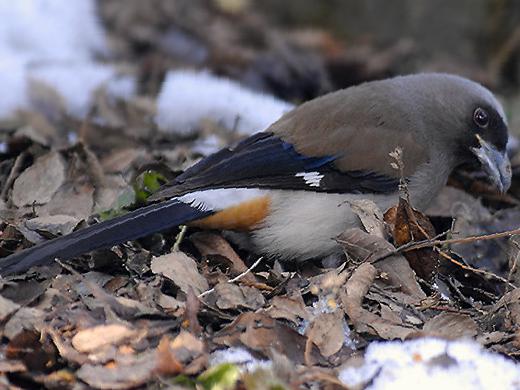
[435,248,516,288]
[173,225,187,252]
[198,256,263,299]
[370,228,520,263]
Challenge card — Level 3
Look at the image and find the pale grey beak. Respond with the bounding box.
[471,134,512,193]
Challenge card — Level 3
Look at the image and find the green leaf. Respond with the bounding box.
[197,363,240,390]
[133,170,167,203]
[98,187,136,221]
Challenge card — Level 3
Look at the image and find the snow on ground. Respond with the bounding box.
[339,338,520,390]
[156,69,294,136]
[210,347,272,372]
[0,0,134,120]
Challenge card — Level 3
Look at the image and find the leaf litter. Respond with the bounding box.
[0,1,519,389]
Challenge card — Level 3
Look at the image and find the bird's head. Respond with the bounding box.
[399,74,511,193]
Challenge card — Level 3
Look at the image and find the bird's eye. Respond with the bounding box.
[473,107,489,128]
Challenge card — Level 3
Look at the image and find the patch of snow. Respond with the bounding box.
[339,338,520,390]
[0,58,28,118]
[0,0,136,121]
[0,0,106,63]
[155,69,294,135]
[210,347,271,372]
[30,63,136,118]
[192,134,223,156]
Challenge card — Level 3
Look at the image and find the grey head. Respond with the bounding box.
[385,73,511,192]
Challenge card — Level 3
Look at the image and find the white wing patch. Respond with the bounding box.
[295,171,323,187]
[177,188,267,212]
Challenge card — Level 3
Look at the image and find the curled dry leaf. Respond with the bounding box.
[0,295,20,322]
[24,215,81,237]
[491,288,520,329]
[155,331,206,375]
[191,232,257,283]
[264,294,310,325]
[76,351,157,390]
[12,151,66,207]
[213,312,324,365]
[214,282,265,310]
[385,197,439,282]
[348,198,387,238]
[72,324,137,353]
[306,311,345,357]
[338,228,425,301]
[422,312,478,339]
[341,263,414,340]
[151,251,208,296]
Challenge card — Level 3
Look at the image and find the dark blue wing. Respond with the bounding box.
[150,132,398,200]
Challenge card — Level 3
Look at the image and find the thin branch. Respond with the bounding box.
[198,256,263,299]
[370,228,520,264]
[435,248,516,288]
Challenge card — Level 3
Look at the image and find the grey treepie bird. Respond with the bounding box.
[0,73,511,275]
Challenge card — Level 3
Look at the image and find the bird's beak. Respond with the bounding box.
[471,134,512,193]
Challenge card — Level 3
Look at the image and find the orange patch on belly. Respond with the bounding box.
[189,195,271,231]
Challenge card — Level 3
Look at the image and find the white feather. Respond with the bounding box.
[177,188,267,212]
[295,171,323,187]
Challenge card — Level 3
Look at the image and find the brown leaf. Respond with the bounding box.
[213,312,324,365]
[338,228,394,262]
[24,215,81,236]
[264,294,310,325]
[72,324,137,353]
[386,197,439,282]
[306,311,345,357]
[151,251,208,295]
[155,336,184,376]
[0,295,20,322]
[40,182,94,220]
[214,283,265,310]
[12,151,66,207]
[155,331,206,376]
[338,228,425,301]
[76,351,157,389]
[341,263,414,340]
[6,330,58,372]
[348,198,387,238]
[191,232,257,283]
[423,312,478,339]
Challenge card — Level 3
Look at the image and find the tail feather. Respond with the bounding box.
[0,199,210,276]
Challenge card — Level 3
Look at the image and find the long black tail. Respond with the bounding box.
[0,200,210,276]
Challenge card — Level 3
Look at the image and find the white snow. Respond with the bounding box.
[339,338,520,390]
[30,63,136,118]
[0,0,135,121]
[155,69,294,136]
[210,347,272,372]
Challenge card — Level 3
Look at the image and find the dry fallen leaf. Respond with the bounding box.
[151,251,209,295]
[24,215,81,237]
[306,311,345,357]
[264,294,310,325]
[191,232,257,283]
[385,197,439,282]
[341,263,414,340]
[338,228,426,301]
[0,295,20,322]
[76,351,157,389]
[214,282,265,310]
[72,324,137,353]
[214,312,324,365]
[423,312,478,339]
[348,198,387,238]
[12,151,66,207]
